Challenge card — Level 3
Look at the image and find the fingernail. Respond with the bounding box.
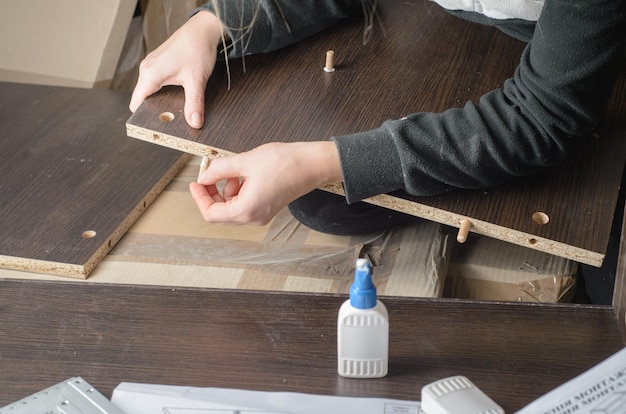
[191,112,203,128]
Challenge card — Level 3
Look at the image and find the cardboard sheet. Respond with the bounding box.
[0,1,136,88]
[446,235,578,302]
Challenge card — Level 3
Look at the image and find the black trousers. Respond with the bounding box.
[288,190,416,236]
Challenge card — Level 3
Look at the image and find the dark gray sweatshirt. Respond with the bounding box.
[197,0,626,203]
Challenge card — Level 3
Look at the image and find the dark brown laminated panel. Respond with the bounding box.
[0,82,189,278]
[126,2,626,267]
[1,279,624,410]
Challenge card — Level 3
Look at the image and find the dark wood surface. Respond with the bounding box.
[0,278,623,412]
[127,1,626,267]
[0,82,188,278]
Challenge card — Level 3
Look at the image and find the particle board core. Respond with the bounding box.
[126,1,626,267]
[0,82,188,278]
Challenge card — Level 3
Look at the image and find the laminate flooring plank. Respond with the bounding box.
[0,82,188,278]
[126,2,626,267]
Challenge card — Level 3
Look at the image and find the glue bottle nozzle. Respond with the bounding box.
[350,258,377,309]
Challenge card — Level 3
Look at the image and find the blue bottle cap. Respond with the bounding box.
[350,258,377,309]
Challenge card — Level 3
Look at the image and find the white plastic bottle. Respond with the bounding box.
[337,258,389,378]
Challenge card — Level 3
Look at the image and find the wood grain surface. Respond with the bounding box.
[127,1,626,267]
[0,82,188,278]
[0,278,623,411]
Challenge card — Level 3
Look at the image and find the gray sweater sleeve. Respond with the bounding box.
[334,0,626,202]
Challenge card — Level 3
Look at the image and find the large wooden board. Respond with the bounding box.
[1,279,624,410]
[126,1,626,267]
[0,82,189,278]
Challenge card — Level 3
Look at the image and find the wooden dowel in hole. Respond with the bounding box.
[457,219,472,243]
[324,50,335,72]
[198,155,210,182]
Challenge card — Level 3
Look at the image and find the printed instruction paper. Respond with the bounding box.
[112,347,626,414]
[515,346,626,413]
[111,382,421,414]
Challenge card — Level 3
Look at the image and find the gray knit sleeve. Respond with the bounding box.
[334,0,625,203]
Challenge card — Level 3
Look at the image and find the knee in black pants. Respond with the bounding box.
[288,190,416,235]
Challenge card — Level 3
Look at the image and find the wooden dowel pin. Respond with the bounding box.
[198,155,210,182]
[457,219,472,243]
[324,50,336,72]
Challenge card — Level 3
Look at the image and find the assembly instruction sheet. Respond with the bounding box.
[515,346,626,413]
[111,347,626,413]
[112,382,422,414]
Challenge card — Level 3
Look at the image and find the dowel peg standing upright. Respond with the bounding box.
[198,155,210,182]
[457,219,472,243]
[324,50,336,72]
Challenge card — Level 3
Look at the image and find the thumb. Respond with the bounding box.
[198,155,243,186]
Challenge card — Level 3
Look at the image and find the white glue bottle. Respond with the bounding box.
[337,258,389,378]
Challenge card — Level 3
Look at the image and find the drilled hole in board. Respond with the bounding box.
[82,230,97,239]
[532,211,550,225]
[528,238,538,245]
[159,112,175,122]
